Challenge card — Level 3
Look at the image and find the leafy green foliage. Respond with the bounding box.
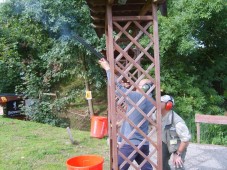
[156,0,227,143]
[0,0,226,144]
[200,124,227,145]
[0,0,106,125]
[158,0,227,119]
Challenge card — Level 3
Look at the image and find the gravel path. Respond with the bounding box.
[128,130,227,170]
[184,143,227,170]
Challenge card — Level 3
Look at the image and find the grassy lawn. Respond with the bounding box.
[0,116,110,170]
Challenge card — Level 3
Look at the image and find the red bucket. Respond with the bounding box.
[66,155,104,170]
[90,116,108,138]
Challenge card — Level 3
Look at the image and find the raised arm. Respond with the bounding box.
[98,58,137,103]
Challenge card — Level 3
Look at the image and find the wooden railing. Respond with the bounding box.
[195,114,227,143]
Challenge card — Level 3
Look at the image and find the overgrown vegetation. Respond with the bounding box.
[0,0,226,144]
[0,0,107,127]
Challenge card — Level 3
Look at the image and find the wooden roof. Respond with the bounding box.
[0,94,23,104]
[85,0,166,37]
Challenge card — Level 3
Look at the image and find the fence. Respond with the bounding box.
[195,114,227,143]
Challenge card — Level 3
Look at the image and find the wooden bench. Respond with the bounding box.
[195,114,227,143]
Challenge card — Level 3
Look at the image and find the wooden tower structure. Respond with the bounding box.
[86,0,165,169]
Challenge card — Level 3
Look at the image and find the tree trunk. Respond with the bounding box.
[81,52,94,118]
[85,79,94,118]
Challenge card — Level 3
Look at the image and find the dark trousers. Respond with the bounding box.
[162,142,186,170]
[118,144,153,170]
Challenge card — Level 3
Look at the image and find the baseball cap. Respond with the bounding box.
[161,95,175,105]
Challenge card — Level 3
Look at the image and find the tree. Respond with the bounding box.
[0,0,106,126]
[158,0,226,117]
[157,0,227,143]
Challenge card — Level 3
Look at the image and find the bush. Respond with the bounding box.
[24,100,70,128]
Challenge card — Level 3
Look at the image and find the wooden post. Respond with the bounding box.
[152,3,162,170]
[196,122,200,143]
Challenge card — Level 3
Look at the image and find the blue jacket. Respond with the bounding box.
[106,70,154,145]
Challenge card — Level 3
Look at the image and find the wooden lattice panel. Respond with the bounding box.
[116,18,157,170]
[105,3,162,170]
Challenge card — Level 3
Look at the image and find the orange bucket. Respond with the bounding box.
[90,116,108,138]
[66,155,104,170]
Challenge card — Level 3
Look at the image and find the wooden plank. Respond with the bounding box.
[0,96,22,103]
[195,114,227,125]
[89,6,105,12]
[139,0,152,16]
[106,4,118,170]
[113,15,153,21]
[152,3,162,170]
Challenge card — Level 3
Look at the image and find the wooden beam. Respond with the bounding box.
[152,3,162,169]
[86,0,106,6]
[113,16,153,21]
[89,6,105,12]
[0,96,22,103]
[139,0,152,16]
[112,4,145,12]
[195,114,227,125]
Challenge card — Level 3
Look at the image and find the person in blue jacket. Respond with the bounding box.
[99,58,153,170]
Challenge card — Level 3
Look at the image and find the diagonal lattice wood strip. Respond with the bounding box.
[107,4,162,169]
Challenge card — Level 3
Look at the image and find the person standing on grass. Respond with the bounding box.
[152,95,191,170]
[98,58,153,170]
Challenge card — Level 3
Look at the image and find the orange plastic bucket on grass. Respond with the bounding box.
[90,116,108,138]
[66,155,104,170]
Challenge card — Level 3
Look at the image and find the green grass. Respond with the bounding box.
[0,116,110,170]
